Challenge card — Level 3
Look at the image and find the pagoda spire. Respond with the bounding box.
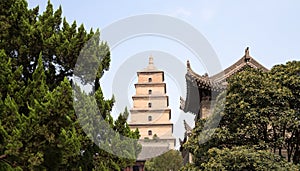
[149,55,154,65]
[146,55,156,70]
[140,56,159,71]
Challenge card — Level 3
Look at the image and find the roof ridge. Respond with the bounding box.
[210,47,268,82]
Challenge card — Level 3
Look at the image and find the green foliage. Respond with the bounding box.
[270,61,300,163]
[191,146,299,171]
[73,88,141,170]
[0,55,81,170]
[184,62,300,170]
[0,0,109,90]
[145,150,183,171]
[0,0,140,170]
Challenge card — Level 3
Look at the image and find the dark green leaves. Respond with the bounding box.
[183,61,300,170]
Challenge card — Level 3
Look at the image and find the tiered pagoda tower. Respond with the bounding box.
[129,56,175,148]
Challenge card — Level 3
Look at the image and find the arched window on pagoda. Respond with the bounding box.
[148,116,152,121]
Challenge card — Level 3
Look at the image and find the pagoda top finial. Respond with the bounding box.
[139,55,160,72]
[149,55,154,65]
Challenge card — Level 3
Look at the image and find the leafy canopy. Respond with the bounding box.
[0,0,141,170]
[182,62,300,170]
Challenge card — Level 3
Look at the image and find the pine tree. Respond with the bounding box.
[0,0,106,89]
[0,50,24,170]
[0,0,141,170]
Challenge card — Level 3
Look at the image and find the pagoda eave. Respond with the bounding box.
[130,108,171,113]
[129,123,173,127]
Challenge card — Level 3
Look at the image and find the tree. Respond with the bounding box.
[0,50,26,169]
[0,54,82,170]
[0,0,141,170]
[270,61,300,163]
[198,146,298,171]
[72,89,141,170]
[0,0,105,90]
[145,150,183,171]
[182,63,300,170]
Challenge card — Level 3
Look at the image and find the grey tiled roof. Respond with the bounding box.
[137,143,169,161]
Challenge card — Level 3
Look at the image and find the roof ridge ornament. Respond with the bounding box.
[244,47,251,63]
[245,47,250,56]
[187,60,191,69]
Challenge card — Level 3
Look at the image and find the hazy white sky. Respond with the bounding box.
[28,0,300,147]
[28,0,299,68]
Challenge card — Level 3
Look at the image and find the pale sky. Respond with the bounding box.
[28,1,300,67]
[28,0,300,148]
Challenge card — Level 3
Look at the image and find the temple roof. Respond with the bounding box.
[181,47,269,114]
[137,142,169,161]
[210,47,269,83]
[186,47,269,90]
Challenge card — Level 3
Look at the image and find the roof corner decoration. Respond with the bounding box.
[187,60,191,70]
[185,60,227,92]
[183,120,192,132]
[179,138,183,145]
[180,96,185,110]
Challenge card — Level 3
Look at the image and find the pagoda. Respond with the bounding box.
[129,56,175,144]
[125,57,176,171]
